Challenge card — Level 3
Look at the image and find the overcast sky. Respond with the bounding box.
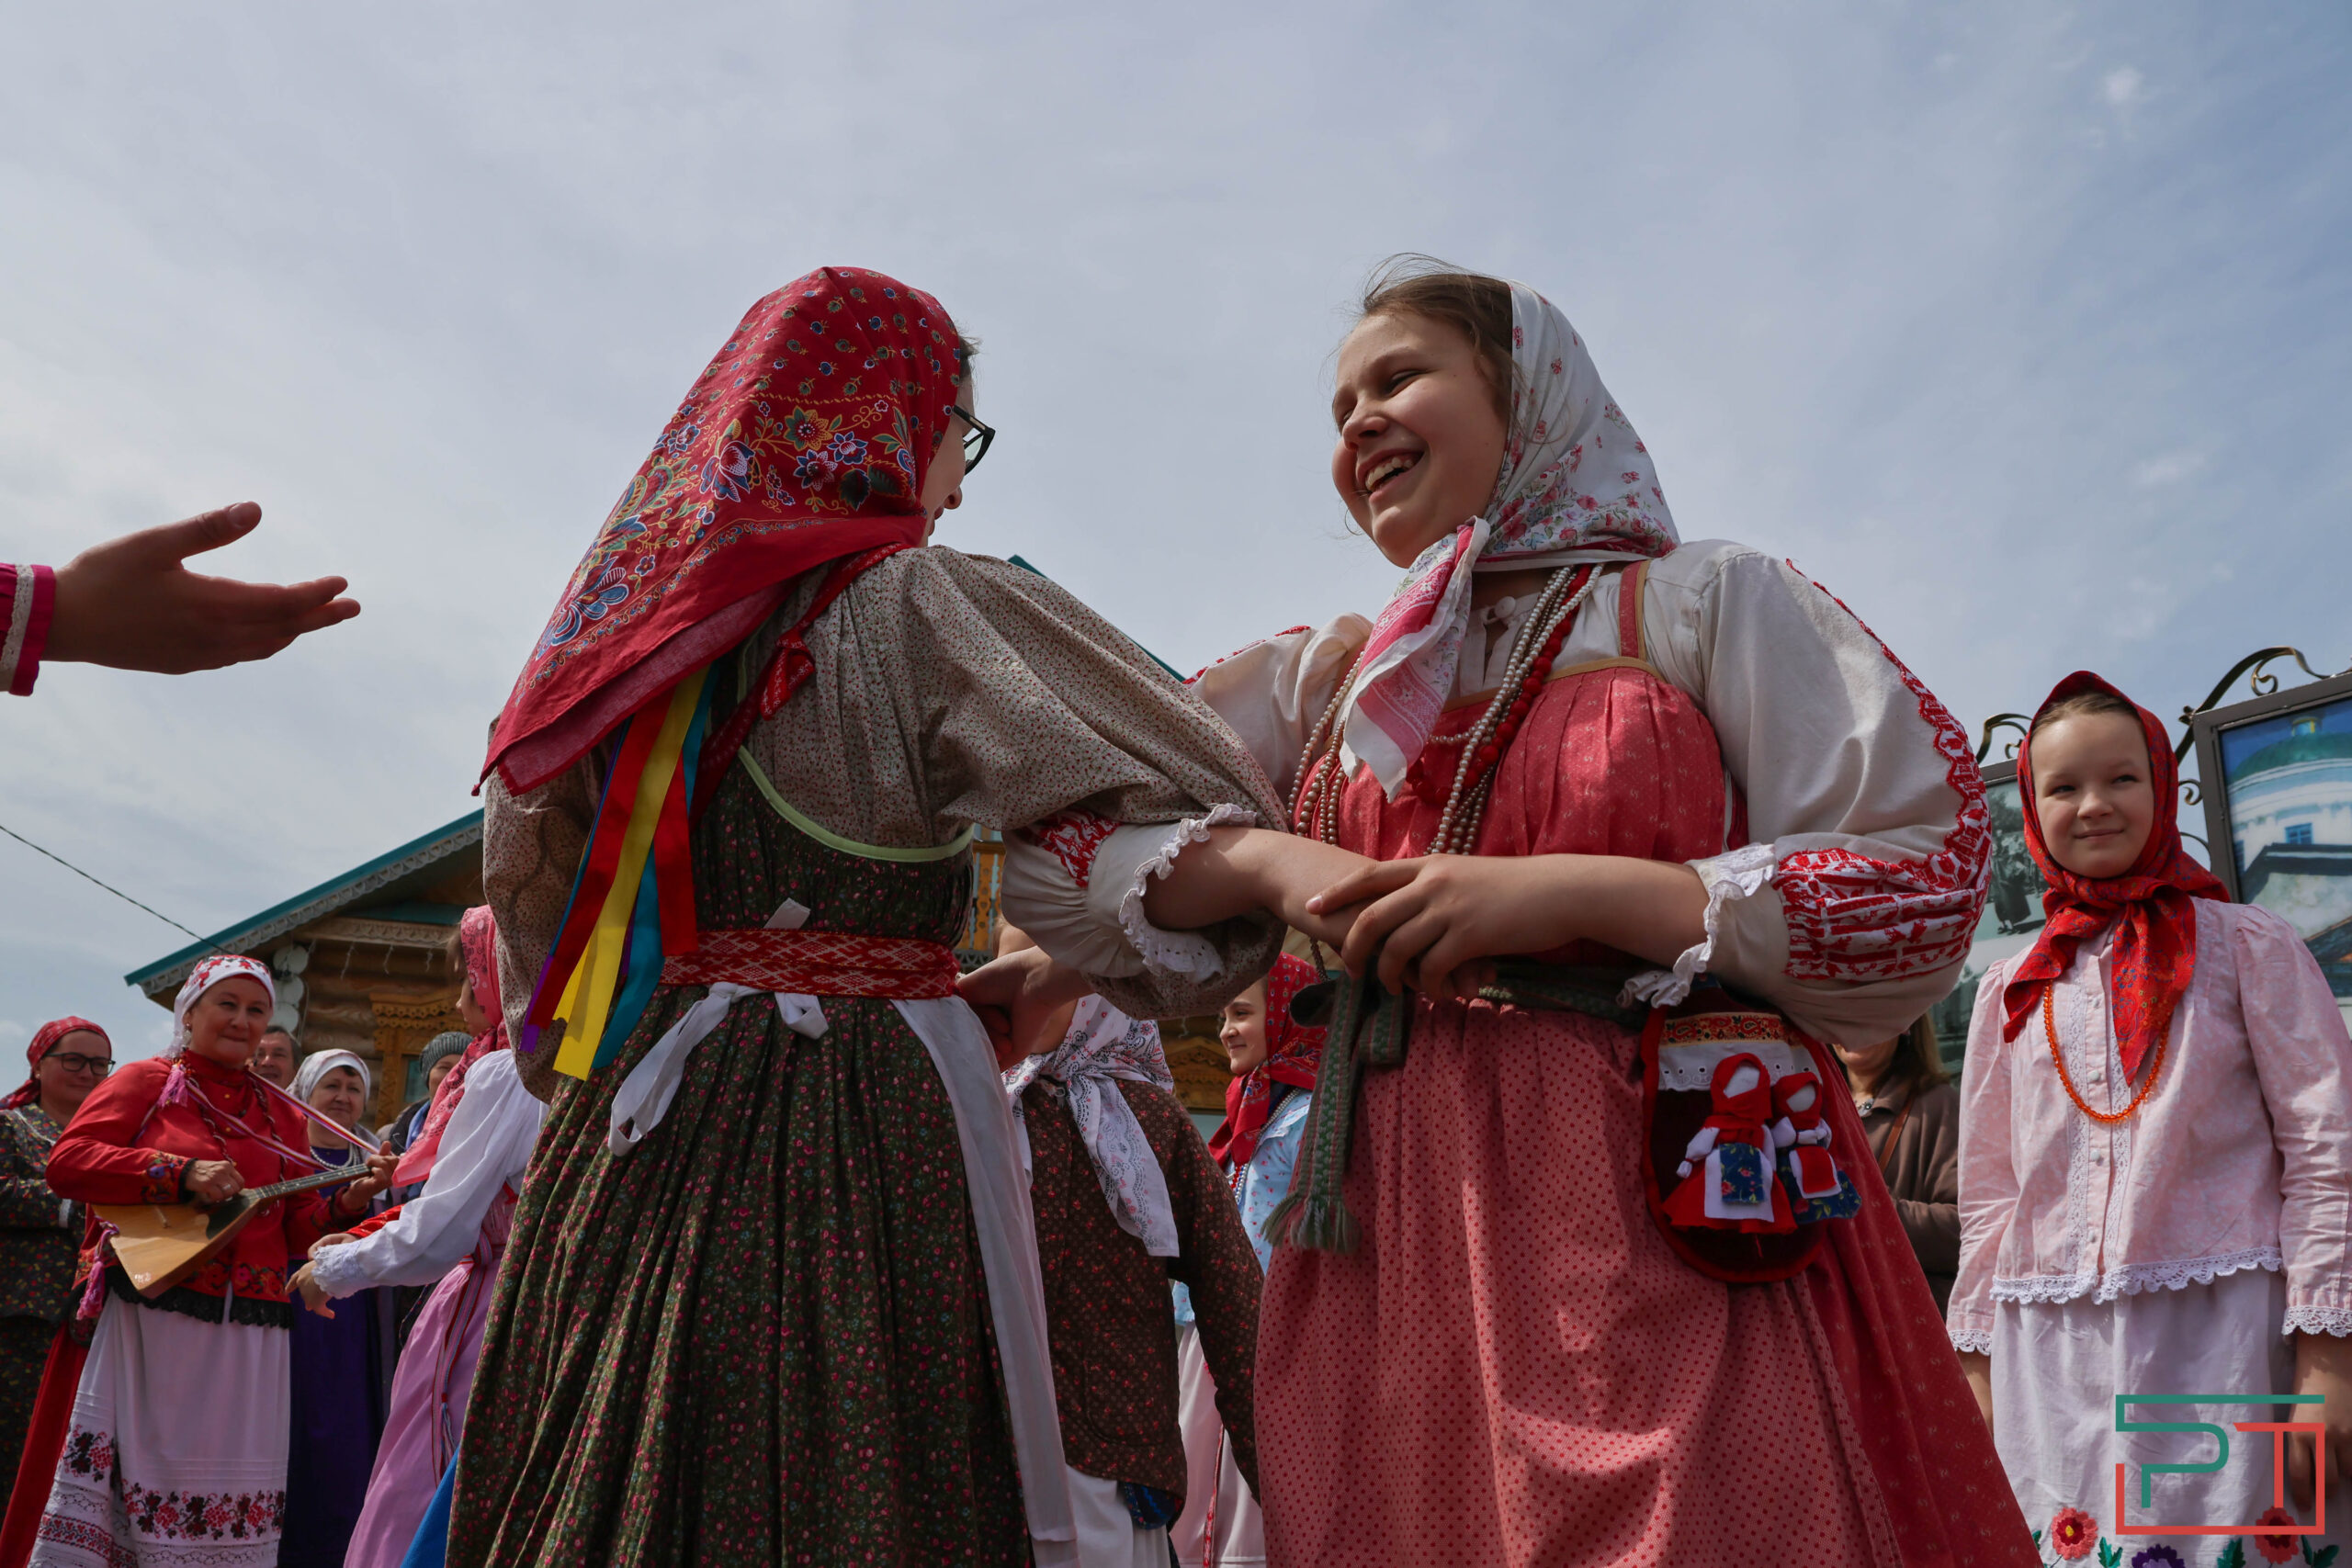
[3,2,2346,1063]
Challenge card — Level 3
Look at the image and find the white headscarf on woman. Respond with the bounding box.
[290,1049,381,1151]
[1339,283,1681,795]
[1002,997,1181,1258]
[167,954,276,1057]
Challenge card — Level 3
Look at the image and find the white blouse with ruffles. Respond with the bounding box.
[1012,538,1993,1049]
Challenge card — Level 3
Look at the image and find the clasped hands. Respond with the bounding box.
[958,829,1707,1059]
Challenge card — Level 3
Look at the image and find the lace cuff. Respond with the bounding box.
[306,1238,370,1300]
[2285,1302,2352,1337]
[1949,1325,1993,1355]
[1109,807,1258,982]
[1619,842,1778,1010]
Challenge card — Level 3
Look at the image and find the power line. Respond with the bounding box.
[0,819,228,955]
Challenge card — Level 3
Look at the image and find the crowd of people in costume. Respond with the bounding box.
[2,257,2348,1568]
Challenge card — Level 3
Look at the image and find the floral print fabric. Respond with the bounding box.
[451,769,1028,1568]
[28,1293,290,1568]
[486,267,968,795]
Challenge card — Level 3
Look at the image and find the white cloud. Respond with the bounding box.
[2132,449,2208,487]
[2105,64,2147,107]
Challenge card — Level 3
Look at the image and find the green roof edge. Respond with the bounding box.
[124,810,485,998]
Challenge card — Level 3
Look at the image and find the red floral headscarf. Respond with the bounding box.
[1208,953,1329,1171]
[483,266,968,795]
[6,1018,108,1111]
[392,906,509,1188]
[1999,671,2225,1081]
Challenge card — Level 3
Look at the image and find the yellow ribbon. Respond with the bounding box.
[549,668,707,1079]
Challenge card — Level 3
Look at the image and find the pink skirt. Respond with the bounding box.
[342,1247,497,1568]
[1258,1002,2032,1568]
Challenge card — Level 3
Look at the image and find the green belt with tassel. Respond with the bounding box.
[1265,960,1648,1255]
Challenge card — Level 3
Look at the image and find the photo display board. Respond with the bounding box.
[1928,757,2046,1071]
[2194,669,2352,1034]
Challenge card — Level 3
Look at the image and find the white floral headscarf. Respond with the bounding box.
[1003,998,1181,1258]
[1340,284,1680,795]
[168,955,276,1057]
[290,1049,381,1151]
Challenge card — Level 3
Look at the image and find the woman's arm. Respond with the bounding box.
[1644,547,1992,1044]
[1947,966,2019,1436]
[298,1053,540,1300]
[1893,1085,1962,1277]
[46,1066,190,1206]
[1288,851,1707,1000]
[483,758,599,1101]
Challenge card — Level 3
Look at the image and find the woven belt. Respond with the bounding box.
[660,928,961,999]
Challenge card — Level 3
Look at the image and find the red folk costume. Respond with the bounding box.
[6,956,356,1568]
[1165,288,2032,1565]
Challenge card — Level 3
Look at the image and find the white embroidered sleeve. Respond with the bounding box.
[307,1052,543,1297]
[1640,544,1990,1045]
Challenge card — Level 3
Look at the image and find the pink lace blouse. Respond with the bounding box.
[1948,898,2352,1350]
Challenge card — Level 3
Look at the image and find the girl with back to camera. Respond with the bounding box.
[454,267,1381,1568]
[1949,673,2352,1550]
[1006,257,2037,1565]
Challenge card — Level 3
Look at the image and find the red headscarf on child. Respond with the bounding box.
[481,266,968,795]
[1998,671,2226,1081]
[391,906,509,1187]
[6,1018,108,1111]
[1208,953,1329,1171]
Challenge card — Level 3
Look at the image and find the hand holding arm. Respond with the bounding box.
[1303,852,1708,1000]
[45,502,358,674]
[1133,826,1373,952]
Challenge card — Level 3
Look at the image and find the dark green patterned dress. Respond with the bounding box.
[452,550,1287,1568]
[452,772,1020,1565]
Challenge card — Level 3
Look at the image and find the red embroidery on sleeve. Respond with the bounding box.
[1022,810,1121,892]
[1770,564,1990,983]
[141,1156,187,1205]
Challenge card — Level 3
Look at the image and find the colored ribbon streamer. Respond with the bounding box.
[547,667,710,1079]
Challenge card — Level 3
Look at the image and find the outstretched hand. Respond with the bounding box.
[45,502,360,673]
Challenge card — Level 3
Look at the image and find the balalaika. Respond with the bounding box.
[96,1161,366,1299]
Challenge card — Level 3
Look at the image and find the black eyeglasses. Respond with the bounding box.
[42,1052,112,1077]
[951,406,995,474]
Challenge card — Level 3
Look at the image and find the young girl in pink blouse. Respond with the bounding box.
[1950,671,2352,1549]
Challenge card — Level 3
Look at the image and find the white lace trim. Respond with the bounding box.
[2283,1303,2352,1338]
[2098,1247,2280,1302]
[1619,842,1778,1010]
[1114,806,1259,982]
[1988,1247,2285,1307]
[1949,1326,1993,1355]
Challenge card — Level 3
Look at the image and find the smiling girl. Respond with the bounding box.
[1949,672,2352,1548]
[1105,259,2030,1565]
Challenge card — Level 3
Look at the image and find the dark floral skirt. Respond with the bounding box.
[447,990,1027,1567]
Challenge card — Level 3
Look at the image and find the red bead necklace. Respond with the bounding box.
[2041,985,2167,1124]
